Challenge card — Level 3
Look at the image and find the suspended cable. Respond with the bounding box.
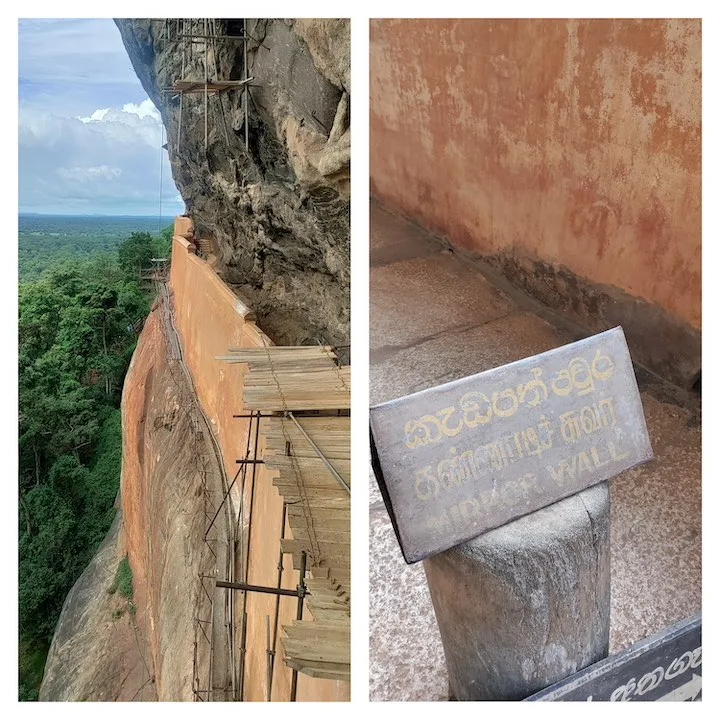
[158,120,164,237]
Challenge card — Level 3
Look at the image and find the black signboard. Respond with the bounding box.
[526,614,701,702]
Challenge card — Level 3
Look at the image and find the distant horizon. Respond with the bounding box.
[19,211,180,218]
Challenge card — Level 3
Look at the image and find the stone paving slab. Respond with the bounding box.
[370,498,448,702]
[368,202,702,701]
[370,253,515,354]
[370,310,567,406]
[609,393,702,653]
[371,201,444,267]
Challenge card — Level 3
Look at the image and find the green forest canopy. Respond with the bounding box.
[18,226,172,700]
[18,215,175,281]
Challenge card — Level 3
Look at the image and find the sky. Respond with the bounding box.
[18,18,184,216]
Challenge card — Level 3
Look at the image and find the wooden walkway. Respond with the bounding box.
[219,346,351,683]
[218,347,350,411]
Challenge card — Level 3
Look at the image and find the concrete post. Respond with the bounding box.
[423,482,610,701]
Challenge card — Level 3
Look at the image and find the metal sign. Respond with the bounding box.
[526,614,701,701]
[370,327,653,563]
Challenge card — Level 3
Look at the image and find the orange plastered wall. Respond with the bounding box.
[169,234,263,485]
[169,231,348,701]
[370,18,701,329]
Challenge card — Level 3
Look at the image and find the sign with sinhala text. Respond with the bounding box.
[526,614,701,701]
[370,327,653,563]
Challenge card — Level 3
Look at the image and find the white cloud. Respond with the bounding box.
[18,19,183,216]
[122,99,161,121]
[78,108,110,123]
[78,100,162,128]
[57,165,122,183]
[19,103,182,215]
[70,102,163,147]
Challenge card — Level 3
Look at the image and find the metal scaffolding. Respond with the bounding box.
[158,18,253,155]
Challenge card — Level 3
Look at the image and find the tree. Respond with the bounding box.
[156,224,174,259]
[117,231,155,277]
[18,228,156,700]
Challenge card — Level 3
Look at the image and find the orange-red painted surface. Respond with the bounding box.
[370,19,701,329]
[169,234,259,490]
[168,231,348,701]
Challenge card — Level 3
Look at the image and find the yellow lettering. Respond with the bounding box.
[569,357,595,396]
[547,457,577,486]
[516,367,548,408]
[560,411,582,443]
[492,388,519,418]
[437,406,464,437]
[598,397,617,427]
[414,466,437,501]
[460,391,493,428]
[580,405,600,434]
[591,349,614,380]
[578,451,593,473]
[458,449,478,484]
[551,368,574,397]
[590,445,610,469]
[405,352,616,452]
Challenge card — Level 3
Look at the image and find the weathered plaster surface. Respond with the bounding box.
[370,19,701,375]
[168,233,349,701]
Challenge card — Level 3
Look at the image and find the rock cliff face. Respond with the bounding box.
[115,19,350,349]
[117,298,227,701]
[41,299,226,701]
[39,514,156,701]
